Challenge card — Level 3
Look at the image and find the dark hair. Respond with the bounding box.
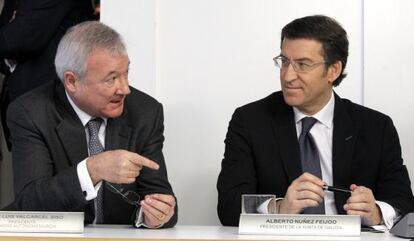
[281,15,349,86]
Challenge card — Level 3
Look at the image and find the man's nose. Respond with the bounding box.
[117,75,131,95]
[280,63,298,83]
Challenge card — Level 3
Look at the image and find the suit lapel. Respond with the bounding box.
[332,93,358,213]
[270,94,302,183]
[103,111,132,222]
[56,120,88,166]
[104,112,132,151]
[54,81,88,166]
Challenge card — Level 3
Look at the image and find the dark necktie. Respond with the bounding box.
[86,118,105,223]
[299,117,325,214]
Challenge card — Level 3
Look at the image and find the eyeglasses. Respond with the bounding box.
[273,55,326,73]
[105,182,140,206]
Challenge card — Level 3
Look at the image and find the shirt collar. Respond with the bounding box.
[65,91,107,127]
[293,91,335,129]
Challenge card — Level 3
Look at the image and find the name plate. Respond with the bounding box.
[239,214,360,236]
[0,211,84,233]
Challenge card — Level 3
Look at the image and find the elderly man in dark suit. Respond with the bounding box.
[217,15,414,227]
[6,21,177,228]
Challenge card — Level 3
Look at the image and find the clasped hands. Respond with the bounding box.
[272,172,382,226]
[87,150,176,228]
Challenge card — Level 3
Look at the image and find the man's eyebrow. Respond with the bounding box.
[279,54,313,62]
[294,57,313,62]
[101,65,130,80]
[100,61,130,81]
[293,57,313,62]
[101,71,118,80]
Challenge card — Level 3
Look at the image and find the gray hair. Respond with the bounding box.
[55,21,127,81]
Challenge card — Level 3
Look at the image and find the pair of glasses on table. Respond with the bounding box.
[105,182,140,206]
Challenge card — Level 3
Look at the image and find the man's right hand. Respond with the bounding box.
[278,172,325,214]
[86,150,159,185]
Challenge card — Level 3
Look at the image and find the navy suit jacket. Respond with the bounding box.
[6,80,177,227]
[217,91,414,226]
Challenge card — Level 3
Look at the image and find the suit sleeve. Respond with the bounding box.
[217,108,258,226]
[375,116,414,215]
[7,100,88,211]
[135,103,177,228]
[0,0,72,58]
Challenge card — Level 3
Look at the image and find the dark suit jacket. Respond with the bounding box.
[6,80,178,227]
[217,91,414,226]
[0,0,93,100]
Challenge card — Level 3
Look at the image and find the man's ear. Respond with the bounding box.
[327,61,342,84]
[63,71,78,93]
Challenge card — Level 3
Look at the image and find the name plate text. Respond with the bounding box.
[239,214,360,236]
[0,211,84,233]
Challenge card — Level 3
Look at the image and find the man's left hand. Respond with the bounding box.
[140,194,176,228]
[343,184,382,226]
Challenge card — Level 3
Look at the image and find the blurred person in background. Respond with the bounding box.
[0,0,94,148]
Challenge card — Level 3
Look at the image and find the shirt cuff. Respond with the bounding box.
[375,200,399,229]
[134,207,163,228]
[257,198,284,214]
[77,158,102,201]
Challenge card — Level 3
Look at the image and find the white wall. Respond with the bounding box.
[101,0,156,96]
[364,0,414,189]
[102,0,414,225]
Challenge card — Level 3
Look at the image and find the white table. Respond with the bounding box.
[0,225,408,241]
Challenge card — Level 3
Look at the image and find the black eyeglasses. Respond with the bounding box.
[105,182,140,206]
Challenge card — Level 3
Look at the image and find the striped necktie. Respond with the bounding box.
[86,118,105,223]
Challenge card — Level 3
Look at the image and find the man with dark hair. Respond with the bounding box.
[217,15,414,227]
[6,21,177,228]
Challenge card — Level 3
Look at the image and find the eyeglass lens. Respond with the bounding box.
[105,182,140,206]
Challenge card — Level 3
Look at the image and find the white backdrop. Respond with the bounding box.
[101,0,414,225]
[363,0,414,193]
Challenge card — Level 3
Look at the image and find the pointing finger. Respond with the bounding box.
[130,154,159,170]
